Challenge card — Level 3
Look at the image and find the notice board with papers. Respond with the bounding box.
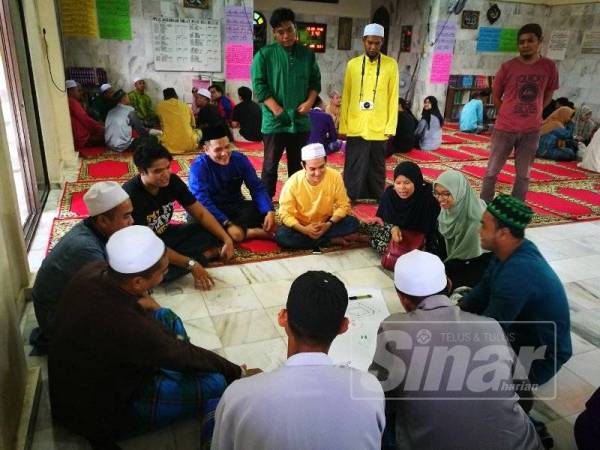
[152,17,222,72]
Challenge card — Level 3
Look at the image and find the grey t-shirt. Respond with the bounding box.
[31,220,107,338]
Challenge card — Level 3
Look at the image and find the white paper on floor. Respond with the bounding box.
[328,287,390,371]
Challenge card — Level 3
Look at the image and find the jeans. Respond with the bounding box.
[275,216,359,249]
[480,129,540,202]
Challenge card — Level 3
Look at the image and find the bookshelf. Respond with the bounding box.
[444,75,496,123]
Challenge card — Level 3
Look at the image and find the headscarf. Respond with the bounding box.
[539,106,574,135]
[376,161,440,234]
[421,96,444,129]
[573,105,595,142]
[434,170,485,261]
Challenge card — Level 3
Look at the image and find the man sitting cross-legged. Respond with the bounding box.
[212,271,385,450]
[30,181,133,355]
[188,125,276,243]
[123,138,234,290]
[275,142,362,250]
[49,226,259,450]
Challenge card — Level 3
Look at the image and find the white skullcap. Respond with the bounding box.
[133,77,143,84]
[107,225,165,274]
[394,250,447,296]
[83,181,129,216]
[197,88,211,99]
[100,83,112,93]
[301,143,326,161]
[65,80,78,89]
[363,23,384,37]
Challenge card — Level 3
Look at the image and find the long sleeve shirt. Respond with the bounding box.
[68,96,104,149]
[188,151,273,225]
[460,239,572,386]
[49,261,241,441]
[128,90,157,121]
[105,104,147,152]
[251,42,321,134]
[308,107,338,148]
[278,167,351,228]
[156,98,199,154]
[415,115,442,151]
[339,53,398,140]
[459,99,483,132]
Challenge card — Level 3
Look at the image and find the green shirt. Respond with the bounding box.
[128,90,157,121]
[251,43,321,134]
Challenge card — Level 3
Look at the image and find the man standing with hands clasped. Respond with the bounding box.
[251,7,321,198]
[340,23,398,203]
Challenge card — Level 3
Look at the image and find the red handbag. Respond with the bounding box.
[380,230,426,271]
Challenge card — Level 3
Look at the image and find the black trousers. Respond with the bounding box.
[217,201,266,229]
[445,252,493,289]
[261,132,308,197]
[343,137,386,201]
[160,223,221,283]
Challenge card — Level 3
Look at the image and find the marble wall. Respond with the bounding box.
[63,0,253,104]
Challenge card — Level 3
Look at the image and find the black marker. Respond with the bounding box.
[349,294,372,300]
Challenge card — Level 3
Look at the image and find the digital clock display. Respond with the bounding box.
[297,22,327,53]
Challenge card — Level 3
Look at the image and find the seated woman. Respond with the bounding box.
[536,106,577,161]
[573,105,596,146]
[433,170,491,289]
[308,96,342,154]
[415,96,443,151]
[368,161,440,259]
[387,97,418,156]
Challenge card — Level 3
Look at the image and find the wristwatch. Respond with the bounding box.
[187,259,198,270]
[223,220,232,228]
[327,219,335,225]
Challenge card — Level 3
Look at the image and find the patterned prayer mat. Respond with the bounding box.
[77,154,198,181]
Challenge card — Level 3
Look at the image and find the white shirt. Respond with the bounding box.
[211,352,385,450]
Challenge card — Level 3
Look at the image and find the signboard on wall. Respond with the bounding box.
[546,30,569,60]
[476,27,518,53]
[581,30,600,55]
[152,17,222,72]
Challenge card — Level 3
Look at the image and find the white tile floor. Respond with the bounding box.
[23,191,600,449]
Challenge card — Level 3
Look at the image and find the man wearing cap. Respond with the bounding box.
[30,181,133,354]
[90,83,116,122]
[212,271,385,450]
[189,126,276,242]
[128,77,158,127]
[251,7,321,198]
[104,89,148,152]
[276,143,361,250]
[459,195,572,388]
[369,250,543,450]
[194,88,226,134]
[156,87,200,154]
[66,79,105,149]
[339,23,399,202]
[49,226,258,449]
[123,139,234,290]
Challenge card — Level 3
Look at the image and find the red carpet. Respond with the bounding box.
[454,132,490,143]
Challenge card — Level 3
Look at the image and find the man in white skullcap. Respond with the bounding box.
[30,181,133,354]
[194,87,227,134]
[49,225,260,449]
[90,83,115,122]
[128,76,159,127]
[369,250,544,450]
[276,143,361,250]
[66,79,105,149]
[339,23,399,202]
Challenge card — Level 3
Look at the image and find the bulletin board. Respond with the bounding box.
[152,17,222,72]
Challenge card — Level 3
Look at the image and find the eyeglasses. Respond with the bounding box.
[433,191,452,199]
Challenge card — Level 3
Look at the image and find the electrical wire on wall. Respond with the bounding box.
[42,28,65,93]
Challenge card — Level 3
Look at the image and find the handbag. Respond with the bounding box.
[380,229,426,271]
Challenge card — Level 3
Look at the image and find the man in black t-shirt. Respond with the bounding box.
[123,139,234,289]
[231,86,263,142]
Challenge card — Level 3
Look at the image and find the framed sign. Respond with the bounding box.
[184,0,209,9]
[338,17,352,50]
[297,22,327,53]
[461,10,480,29]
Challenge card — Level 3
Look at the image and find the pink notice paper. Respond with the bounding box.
[226,43,253,80]
[430,53,453,84]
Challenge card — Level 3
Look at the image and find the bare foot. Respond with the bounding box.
[202,247,221,261]
[330,236,350,246]
[245,228,275,240]
[342,233,369,243]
